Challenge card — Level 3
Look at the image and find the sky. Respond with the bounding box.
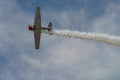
[0,0,120,80]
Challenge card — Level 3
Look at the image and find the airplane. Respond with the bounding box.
[28,7,52,49]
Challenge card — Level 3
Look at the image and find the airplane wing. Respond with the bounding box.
[34,7,41,25]
[34,30,41,49]
[34,7,41,49]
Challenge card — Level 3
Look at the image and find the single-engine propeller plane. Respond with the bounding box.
[28,7,52,49]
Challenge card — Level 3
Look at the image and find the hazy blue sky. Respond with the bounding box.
[0,0,120,80]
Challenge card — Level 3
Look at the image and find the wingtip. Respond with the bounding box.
[35,46,40,50]
[35,48,39,50]
[36,6,40,9]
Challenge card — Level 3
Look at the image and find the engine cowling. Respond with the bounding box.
[28,25,33,30]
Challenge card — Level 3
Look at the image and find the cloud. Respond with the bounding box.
[0,0,120,80]
[92,3,120,35]
[41,2,120,80]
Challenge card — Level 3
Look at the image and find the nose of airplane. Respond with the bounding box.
[28,24,33,30]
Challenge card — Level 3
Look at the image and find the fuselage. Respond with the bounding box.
[28,7,52,49]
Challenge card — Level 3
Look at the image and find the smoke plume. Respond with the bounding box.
[42,30,120,46]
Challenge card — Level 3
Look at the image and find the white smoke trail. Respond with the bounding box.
[42,29,120,46]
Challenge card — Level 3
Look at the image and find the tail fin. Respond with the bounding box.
[48,22,53,35]
[48,22,52,31]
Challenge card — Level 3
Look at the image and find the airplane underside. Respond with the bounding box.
[28,7,52,49]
